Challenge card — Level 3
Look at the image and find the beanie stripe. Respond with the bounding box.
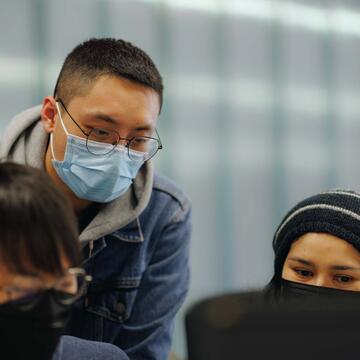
[321,190,360,201]
[274,204,360,243]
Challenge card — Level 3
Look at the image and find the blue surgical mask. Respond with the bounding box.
[50,103,145,203]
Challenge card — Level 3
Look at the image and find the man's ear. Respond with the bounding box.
[41,96,58,134]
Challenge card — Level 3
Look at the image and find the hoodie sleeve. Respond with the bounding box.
[0,105,43,159]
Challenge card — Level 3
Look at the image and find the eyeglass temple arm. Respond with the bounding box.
[57,99,90,137]
[155,128,163,149]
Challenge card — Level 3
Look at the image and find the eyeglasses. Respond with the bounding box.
[0,267,92,309]
[56,99,163,161]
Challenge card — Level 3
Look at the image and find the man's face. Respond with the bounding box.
[48,75,160,162]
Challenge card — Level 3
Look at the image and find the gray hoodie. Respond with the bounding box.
[0,105,154,245]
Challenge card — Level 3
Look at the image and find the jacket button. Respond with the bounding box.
[116,302,126,315]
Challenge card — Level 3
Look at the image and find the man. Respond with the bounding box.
[0,38,191,360]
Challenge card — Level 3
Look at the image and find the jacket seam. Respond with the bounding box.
[152,185,191,216]
[168,200,191,225]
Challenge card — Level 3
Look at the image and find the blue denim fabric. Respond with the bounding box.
[53,336,129,360]
[65,173,191,360]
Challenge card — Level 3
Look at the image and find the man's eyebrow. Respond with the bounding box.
[287,257,314,266]
[91,113,118,126]
[133,126,154,133]
[89,113,154,131]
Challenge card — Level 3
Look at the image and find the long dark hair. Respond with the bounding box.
[0,162,80,275]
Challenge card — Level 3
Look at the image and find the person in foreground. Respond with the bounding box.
[267,189,360,297]
[1,38,191,359]
[0,162,128,360]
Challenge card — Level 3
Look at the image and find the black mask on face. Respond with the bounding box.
[279,278,360,299]
[0,289,73,360]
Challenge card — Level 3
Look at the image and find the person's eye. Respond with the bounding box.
[92,128,111,137]
[294,268,313,277]
[130,137,152,153]
[133,137,149,144]
[334,275,353,283]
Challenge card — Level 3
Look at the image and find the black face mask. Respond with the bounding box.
[0,289,73,360]
[279,278,360,299]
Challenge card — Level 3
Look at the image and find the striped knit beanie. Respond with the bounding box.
[273,190,360,278]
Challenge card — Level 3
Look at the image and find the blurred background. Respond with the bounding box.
[2,0,360,357]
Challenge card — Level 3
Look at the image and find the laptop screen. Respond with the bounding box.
[186,290,360,360]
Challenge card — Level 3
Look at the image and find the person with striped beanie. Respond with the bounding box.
[267,189,360,297]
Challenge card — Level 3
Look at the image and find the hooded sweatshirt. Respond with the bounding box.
[0,105,154,244]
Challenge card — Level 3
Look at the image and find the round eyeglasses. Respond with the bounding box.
[1,267,92,310]
[56,99,163,161]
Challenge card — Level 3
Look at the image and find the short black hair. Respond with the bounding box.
[54,37,163,109]
[0,162,80,275]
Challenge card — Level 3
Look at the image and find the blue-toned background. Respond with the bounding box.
[2,0,360,357]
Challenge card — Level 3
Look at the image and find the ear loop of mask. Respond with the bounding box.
[50,102,77,161]
[50,102,67,161]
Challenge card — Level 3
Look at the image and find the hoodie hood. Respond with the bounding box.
[0,105,154,244]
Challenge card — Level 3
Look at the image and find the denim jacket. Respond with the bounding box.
[65,173,191,360]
